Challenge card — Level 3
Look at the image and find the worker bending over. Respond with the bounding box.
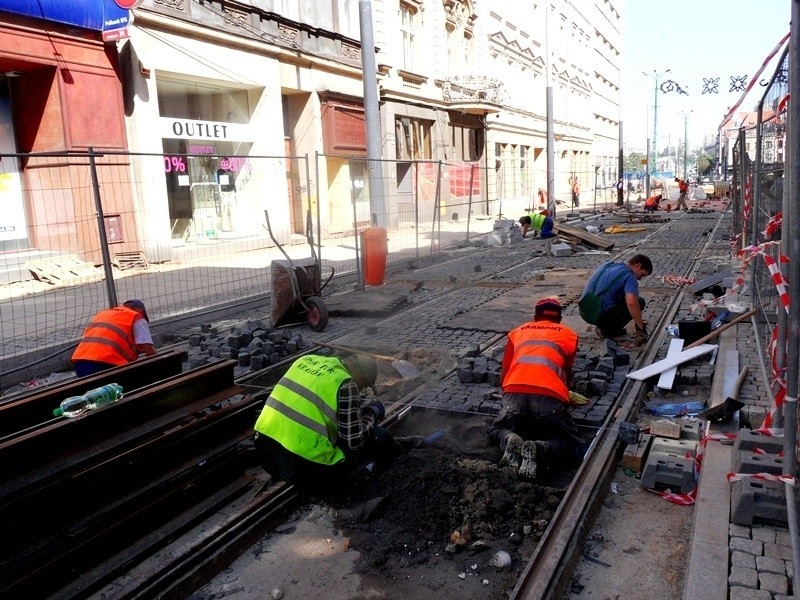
[253,353,409,493]
[519,209,555,238]
[488,298,586,481]
[71,299,156,377]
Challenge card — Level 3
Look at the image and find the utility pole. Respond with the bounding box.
[545,3,555,218]
[359,0,385,226]
[643,69,670,180]
[681,110,693,178]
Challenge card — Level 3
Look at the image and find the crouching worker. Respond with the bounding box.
[519,209,555,238]
[488,298,586,481]
[644,194,662,211]
[253,353,405,493]
[71,299,156,377]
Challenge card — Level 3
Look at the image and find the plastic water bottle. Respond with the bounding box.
[82,383,124,409]
[53,383,124,418]
[53,396,92,418]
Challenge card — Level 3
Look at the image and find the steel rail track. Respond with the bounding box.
[511,212,727,599]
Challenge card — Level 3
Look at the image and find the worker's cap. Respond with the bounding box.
[345,354,378,392]
[534,297,562,317]
[123,299,149,322]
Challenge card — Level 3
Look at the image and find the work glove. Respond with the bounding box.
[361,400,385,422]
[634,323,648,347]
[568,391,590,406]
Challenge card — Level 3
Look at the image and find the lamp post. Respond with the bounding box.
[642,69,671,182]
[681,110,693,179]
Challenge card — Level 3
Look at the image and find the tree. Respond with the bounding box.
[696,153,716,176]
[623,152,647,173]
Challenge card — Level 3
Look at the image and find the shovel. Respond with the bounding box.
[315,342,421,379]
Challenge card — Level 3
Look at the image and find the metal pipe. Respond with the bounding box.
[88,148,118,308]
[784,1,800,594]
[358,0,385,226]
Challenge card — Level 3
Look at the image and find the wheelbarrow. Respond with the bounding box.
[264,210,334,331]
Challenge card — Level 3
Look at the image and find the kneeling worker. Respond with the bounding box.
[254,353,405,492]
[488,298,586,481]
[519,209,555,238]
[71,299,156,377]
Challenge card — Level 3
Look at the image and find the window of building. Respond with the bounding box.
[335,0,360,39]
[443,0,475,74]
[400,3,419,71]
[276,0,300,21]
[395,117,432,159]
[451,125,479,162]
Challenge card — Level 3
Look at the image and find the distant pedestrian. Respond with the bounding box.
[616,178,624,207]
[571,178,581,207]
[536,187,548,212]
[71,299,156,377]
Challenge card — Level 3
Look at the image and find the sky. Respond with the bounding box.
[622,0,791,153]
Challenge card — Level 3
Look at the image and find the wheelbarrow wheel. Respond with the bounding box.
[305,296,329,332]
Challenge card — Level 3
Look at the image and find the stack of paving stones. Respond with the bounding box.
[179,319,309,375]
[729,524,794,600]
[486,219,524,246]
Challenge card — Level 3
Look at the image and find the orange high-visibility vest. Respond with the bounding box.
[71,307,140,366]
[502,321,578,402]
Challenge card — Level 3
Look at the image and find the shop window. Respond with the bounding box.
[395,117,432,159]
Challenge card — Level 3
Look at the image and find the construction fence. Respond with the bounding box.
[729,44,788,428]
[0,150,506,378]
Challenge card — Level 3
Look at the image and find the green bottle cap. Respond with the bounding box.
[53,407,64,417]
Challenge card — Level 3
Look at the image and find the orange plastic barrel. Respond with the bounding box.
[361,227,388,286]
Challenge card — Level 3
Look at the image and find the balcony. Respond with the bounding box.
[440,75,504,114]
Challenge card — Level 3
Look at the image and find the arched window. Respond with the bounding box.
[443,0,476,73]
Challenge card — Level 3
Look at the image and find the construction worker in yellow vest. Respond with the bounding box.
[519,209,555,238]
[253,353,416,492]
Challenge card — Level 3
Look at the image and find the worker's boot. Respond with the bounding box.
[395,436,427,451]
[518,440,539,481]
[500,433,523,470]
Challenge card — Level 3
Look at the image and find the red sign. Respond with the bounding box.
[114,0,143,8]
[102,27,130,42]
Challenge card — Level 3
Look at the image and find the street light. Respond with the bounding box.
[642,69,671,183]
[680,110,693,179]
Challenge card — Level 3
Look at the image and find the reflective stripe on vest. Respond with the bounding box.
[71,307,140,365]
[502,321,578,402]
[253,355,349,465]
[514,354,567,382]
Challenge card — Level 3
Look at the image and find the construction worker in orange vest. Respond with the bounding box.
[71,299,157,377]
[675,177,689,210]
[488,298,586,481]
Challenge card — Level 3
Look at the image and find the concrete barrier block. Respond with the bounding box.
[680,419,704,441]
[650,436,698,458]
[730,478,787,526]
[733,429,785,454]
[641,453,696,494]
[731,451,784,475]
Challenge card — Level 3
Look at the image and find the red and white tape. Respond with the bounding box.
[719,31,791,128]
[727,472,795,485]
[762,212,782,239]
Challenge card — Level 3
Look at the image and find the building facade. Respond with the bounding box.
[0,0,623,266]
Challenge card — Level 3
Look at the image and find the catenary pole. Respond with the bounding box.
[358,0,385,226]
[545,4,555,218]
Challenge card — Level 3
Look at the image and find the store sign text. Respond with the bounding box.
[159,118,255,142]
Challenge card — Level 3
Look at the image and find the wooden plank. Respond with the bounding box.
[626,344,718,381]
[621,433,652,472]
[552,223,615,251]
[656,338,685,390]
